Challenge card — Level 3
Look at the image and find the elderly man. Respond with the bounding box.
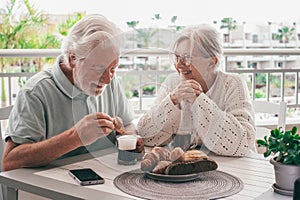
[2,14,142,171]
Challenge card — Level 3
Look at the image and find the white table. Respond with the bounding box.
[0,148,293,200]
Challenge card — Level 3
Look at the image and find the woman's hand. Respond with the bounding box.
[135,137,145,160]
[170,79,203,105]
[113,116,145,159]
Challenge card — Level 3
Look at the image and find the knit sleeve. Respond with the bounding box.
[191,75,255,157]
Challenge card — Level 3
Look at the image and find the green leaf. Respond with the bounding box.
[270,129,276,138]
[274,128,282,138]
[283,155,294,164]
[257,139,267,146]
[292,126,297,134]
[259,126,300,164]
[294,154,300,166]
[283,131,291,143]
[264,149,271,157]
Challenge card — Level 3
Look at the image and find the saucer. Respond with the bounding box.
[272,183,294,196]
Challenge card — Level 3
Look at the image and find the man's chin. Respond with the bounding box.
[93,90,103,96]
[91,87,106,96]
[81,85,107,97]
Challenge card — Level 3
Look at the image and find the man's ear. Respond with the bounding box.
[68,54,77,68]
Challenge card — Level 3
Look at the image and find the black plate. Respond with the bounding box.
[145,172,200,182]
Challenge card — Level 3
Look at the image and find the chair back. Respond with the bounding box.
[0,105,13,200]
[0,105,13,168]
[252,100,286,129]
[252,101,287,153]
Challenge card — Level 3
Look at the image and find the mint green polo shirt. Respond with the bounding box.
[5,56,134,156]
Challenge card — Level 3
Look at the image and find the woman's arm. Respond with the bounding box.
[192,75,255,157]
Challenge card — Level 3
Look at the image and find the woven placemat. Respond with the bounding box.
[114,169,243,200]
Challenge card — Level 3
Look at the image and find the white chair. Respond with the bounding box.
[252,100,287,153]
[0,105,13,170]
[0,105,13,200]
[0,106,50,200]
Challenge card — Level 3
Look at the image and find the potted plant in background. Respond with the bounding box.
[142,86,156,96]
[257,126,300,196]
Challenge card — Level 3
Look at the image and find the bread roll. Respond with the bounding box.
[164,157,218,175]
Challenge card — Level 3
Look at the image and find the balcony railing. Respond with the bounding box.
[1,48,300,113]
[223,49,300,109]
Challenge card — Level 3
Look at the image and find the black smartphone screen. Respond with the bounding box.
[69,168,104,185]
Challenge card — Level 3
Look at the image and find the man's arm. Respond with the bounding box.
[2,112,114,171]
[2,127,81,171]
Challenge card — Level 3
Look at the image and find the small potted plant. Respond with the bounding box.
[257,126,300,193]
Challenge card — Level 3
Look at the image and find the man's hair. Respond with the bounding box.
[61,14,120,65]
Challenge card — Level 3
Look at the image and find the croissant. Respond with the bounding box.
[140,147,171,171]
[152,161,172,174]
[170,147,185,162]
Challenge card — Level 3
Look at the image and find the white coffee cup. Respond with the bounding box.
[117,135,137,150]
[116,135,138,165]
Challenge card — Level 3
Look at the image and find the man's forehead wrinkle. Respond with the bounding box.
[84,48,118,66]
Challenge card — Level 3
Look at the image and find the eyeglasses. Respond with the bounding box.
[171,53,192,66]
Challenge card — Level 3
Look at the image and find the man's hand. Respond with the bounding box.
[112,116,126,134]
[74,112,114,146]
[112,116,145,159]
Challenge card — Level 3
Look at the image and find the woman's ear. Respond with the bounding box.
[209,56,218,67]
[213,56,218,65]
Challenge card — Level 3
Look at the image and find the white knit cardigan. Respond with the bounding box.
[137,71,256,157]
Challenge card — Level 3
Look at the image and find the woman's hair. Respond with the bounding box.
[173,24,223,67]
[61,14,120,65]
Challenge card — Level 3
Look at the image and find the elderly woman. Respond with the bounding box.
[137,24,255,157]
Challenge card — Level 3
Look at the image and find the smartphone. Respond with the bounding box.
[68,168,105,186]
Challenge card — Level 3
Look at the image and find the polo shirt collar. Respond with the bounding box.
[53,55,84,99]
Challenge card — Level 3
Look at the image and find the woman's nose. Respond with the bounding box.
[176,62,189,70]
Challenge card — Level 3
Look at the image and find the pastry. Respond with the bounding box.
[170,147,185,162]
[182,149,208,161]
[140,147,171,171]
[141,147,218,175]
[152,161,172,174]
[170,148,208,162]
